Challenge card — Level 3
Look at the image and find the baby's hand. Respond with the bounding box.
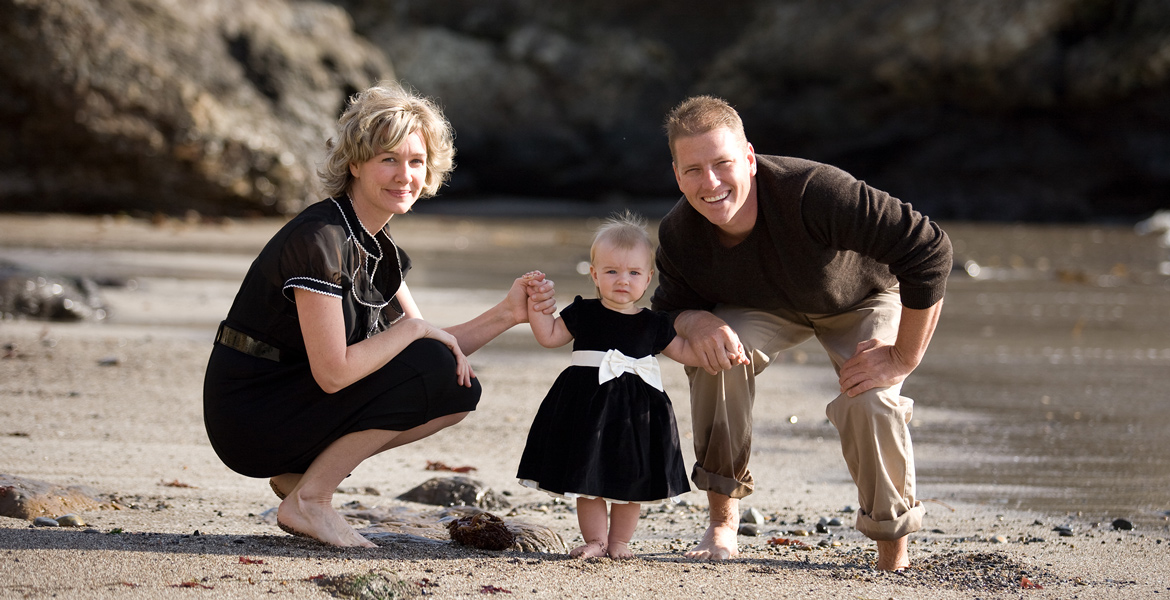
[522,270,546,296]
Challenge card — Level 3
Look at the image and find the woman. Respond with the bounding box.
[203,82,554,547]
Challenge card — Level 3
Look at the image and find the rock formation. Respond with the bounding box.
[2,0,1168,220]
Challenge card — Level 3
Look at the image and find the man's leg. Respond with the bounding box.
[816,289,923,569]
[685,305,813,560]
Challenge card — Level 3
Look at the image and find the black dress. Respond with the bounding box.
[516,297,690,503]
[203,197,480,478]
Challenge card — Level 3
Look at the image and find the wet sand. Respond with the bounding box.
[1,212,1168,599]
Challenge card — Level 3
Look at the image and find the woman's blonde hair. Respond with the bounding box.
[319,81,455,199]
[590,210,654,266]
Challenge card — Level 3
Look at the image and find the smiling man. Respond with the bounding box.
[650,96,952,570]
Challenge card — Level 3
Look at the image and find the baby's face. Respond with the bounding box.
[590,241,654,311]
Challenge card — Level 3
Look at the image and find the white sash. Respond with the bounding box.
[571,349,664,392]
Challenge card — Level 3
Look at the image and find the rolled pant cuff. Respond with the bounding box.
[854,503,925,541]
[691,465,754,499]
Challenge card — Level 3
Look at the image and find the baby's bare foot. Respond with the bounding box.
[607,541,634,560]
[569,540,607,559]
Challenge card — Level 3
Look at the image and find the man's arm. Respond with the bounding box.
[672,310,750,375]
[837,299,943,397]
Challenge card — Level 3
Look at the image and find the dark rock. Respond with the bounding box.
[1111,518,1134,530]
[396,476,509,510]
[738,523,759,536]
[0,262,108,321]
[445,511,515,550]
[0,0,390,216]
[346,503,567,553]
[0,474,111,520]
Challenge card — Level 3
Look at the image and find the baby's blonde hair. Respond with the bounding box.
[590,210,654,267]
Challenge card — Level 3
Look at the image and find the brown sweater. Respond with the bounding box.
[651,155,951,316]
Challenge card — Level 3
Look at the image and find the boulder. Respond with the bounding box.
[0,0,391,216]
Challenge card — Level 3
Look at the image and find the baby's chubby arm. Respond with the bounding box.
[661,334,748,368]
[523,271,573,348]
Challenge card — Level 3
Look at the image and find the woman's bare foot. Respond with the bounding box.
[268,473,302,500]
[277,493,375,548]
[569,540,607,558]
[875,537,910,571]
[685,522,739,560]
[607,541,634,560]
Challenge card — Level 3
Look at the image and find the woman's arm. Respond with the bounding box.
[443,274,556,355]
[296,288,473,393]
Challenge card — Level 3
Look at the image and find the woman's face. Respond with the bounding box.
[348,129,428,227]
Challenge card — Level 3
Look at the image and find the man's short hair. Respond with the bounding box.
[664,95,748,161]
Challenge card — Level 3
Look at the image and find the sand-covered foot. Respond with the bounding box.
[876,538,909,571]
[685,522,739,560]
[569,541,607,558]
[607,541,634,560]
[268,473,302,500]
[277,495,375,548]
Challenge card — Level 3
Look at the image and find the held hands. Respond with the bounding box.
[681,311,749,375]
[838,338,915,397]
[505,271,555,324]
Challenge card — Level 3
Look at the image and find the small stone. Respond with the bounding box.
[738,523,759,536]
[33,516,59,527]
[827,517,842,527]
[791,529,810,536]
[990,534,1008,544]
[1111,518,1134,531]
[55,514,85,527]
[741,507,765,525]
[842,505,855,513]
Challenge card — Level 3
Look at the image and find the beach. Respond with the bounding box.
[1,212,1168,599]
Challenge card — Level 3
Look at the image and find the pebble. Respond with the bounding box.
[740,507,765,525]
[33,517,59,527]
[55,514,85,527]
[738,523,759,536]
[1111,518,1134,531]
[1054,525,1074,537]
[990,534,1008,544]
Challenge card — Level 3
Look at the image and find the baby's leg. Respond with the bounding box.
[570,497,608,558]
[607,502,641,559]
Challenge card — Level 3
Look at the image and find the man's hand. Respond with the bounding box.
[838,338,915,397]
[675,310,749,375]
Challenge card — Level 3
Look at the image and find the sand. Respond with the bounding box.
[1,213,1167,599]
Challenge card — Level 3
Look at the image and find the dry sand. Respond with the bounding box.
[1,213,1167,599]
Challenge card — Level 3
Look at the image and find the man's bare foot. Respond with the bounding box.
[569,541,607,558]
[875,537,910,571]
[277,493,375,548]
[685,522,739,560]
[607,541,634,560]
[268,473,302,500]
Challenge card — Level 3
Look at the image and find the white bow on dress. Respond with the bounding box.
[571,349,664,391]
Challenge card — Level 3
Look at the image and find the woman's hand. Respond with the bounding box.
[505,272,556,324]
[409,318,476,387]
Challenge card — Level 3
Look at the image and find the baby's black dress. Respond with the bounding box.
[517,297,690,503]
[203,197,480,478]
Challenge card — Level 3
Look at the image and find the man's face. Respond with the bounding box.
[671,127,757,231]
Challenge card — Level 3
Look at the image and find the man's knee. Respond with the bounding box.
[826,388,912,430]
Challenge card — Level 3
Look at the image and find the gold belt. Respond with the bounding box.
[215,322,283,362]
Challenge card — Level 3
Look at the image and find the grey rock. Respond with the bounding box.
[33,516,59,527]
[346,503,567,553]
[0,263,108,321]
[396,476,510,510]
[740,507,765,525]
[737,523,759,536]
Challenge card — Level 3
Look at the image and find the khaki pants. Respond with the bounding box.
[686,288,924,541]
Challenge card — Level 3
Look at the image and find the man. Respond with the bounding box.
[650,96,951,570]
